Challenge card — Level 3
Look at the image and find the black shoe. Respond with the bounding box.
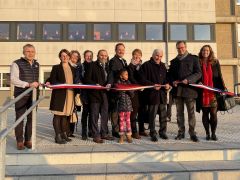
[112,132,120,138]
[55,134,67,144]
[206,134,210,141]
[82,135,88,140]
[88,132,93,138]
[61,132,72,142]
[190,135,199,142]
[159,133,168,140]
[68,134,75,138]
[211,134,218,141]
[151,136,158,142]
[175,134,185,140]
[101,135,115,141]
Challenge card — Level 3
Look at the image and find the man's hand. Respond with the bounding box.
[182,79,188,85]
[165,83,170,90]
[105,84,111,91]
[173,81,179,87]
[154,84,161,90]
[29,82,39,88]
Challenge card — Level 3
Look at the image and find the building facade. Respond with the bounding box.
[0,0,238,106]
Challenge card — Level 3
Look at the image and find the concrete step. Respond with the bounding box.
[5,161,240,180]
[6,143,240,166]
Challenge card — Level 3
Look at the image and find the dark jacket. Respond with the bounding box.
[84,60,109,103]
[107,55,128,85]
[127,63,141,107]
[139,58,168,105]
[196,59,225,112]
[49,63,75,111]
[117,79,134,112]
[168,53,202,99]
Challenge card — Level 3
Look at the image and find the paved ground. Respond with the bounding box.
[5,104,240,153]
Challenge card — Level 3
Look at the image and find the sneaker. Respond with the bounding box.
[190,135,199,142]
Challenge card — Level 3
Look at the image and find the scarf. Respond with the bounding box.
[177,51,189,60]
[202,62,214,106]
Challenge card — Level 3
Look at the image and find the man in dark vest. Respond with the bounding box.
[168,41,202,142]
[10,44,40,150]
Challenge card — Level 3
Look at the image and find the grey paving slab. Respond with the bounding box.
[5,105,240,154]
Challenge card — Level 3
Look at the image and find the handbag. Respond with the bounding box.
[75,93,82,106]
[217,94,236,111]
[70,109,78,123]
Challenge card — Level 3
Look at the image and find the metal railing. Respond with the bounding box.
[0,87,46,180]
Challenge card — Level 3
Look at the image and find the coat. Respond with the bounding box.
[196,59,225,112]
[168,53,202,99]
[107,55,128,85]
[139,58,168,105]
[117,79,134,112]
[49,63,75,111]
[84,60,109,103]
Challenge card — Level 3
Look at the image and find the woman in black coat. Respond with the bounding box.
[196,45,225,141]
[49,49,75,144]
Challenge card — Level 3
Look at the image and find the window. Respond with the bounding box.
[170,24,187,41]
[146,24,163,40]
[0,73,10,89]
[194,25,211,41]
[118,24,136,40]
[237,0,240,5]
[93,24,111,40]
[17,23,35,40]
[0,23,9,40]
[42,23,61,40]
[68,24,86,41]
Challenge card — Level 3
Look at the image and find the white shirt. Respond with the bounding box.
[10,62,29,88]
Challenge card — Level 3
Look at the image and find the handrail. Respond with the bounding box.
[0,96,45,141]
[0,87,34,114]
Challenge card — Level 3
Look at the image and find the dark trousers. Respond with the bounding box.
[90,93,108,138]
[130,104,138,133]
[81,103,92,136]
[175,97,196,136]
[167,104,172,119]
[202,107,217,135]
[138,104,148,133]
[15,95,33,142]
[148,104,167,136]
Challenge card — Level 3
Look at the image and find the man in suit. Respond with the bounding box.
[84,49,114,143]
[168,41,202,142]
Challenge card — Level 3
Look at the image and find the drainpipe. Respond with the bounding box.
[164,0,169,68]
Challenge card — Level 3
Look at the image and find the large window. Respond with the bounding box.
[118,24,136,40]
[194,25,211,41]
[68,24,86,41]
[93,24,111,40]
[17,23,35,40]
[0,23,9,40]
[42,23,61,40]
[146,24,163,41]
[170,24,187,41]
[0,73,10,89]
[237,0,240,5]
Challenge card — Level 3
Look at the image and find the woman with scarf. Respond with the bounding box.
[196,45,225,141]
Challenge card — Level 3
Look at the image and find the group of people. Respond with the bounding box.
[11,41,226,150]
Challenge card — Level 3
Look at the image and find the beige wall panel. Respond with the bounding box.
[36,42,78,54]
[179,0,215,12]
[178,11,215,23]
[38,9,77,21]
[39,0,76,10]
[142,11,165,22]
[141,0,164,11]
[167,0,179,11]
[76,10,114,22]
[0,9,38,21]
[115,0,141,10]
[0,0,38,9]
[0,42,29,54]
[76,0,114,10]
[114,10,141,22]
[215,0,231,17]
[37,53,62,65]
[221,66,234,92]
